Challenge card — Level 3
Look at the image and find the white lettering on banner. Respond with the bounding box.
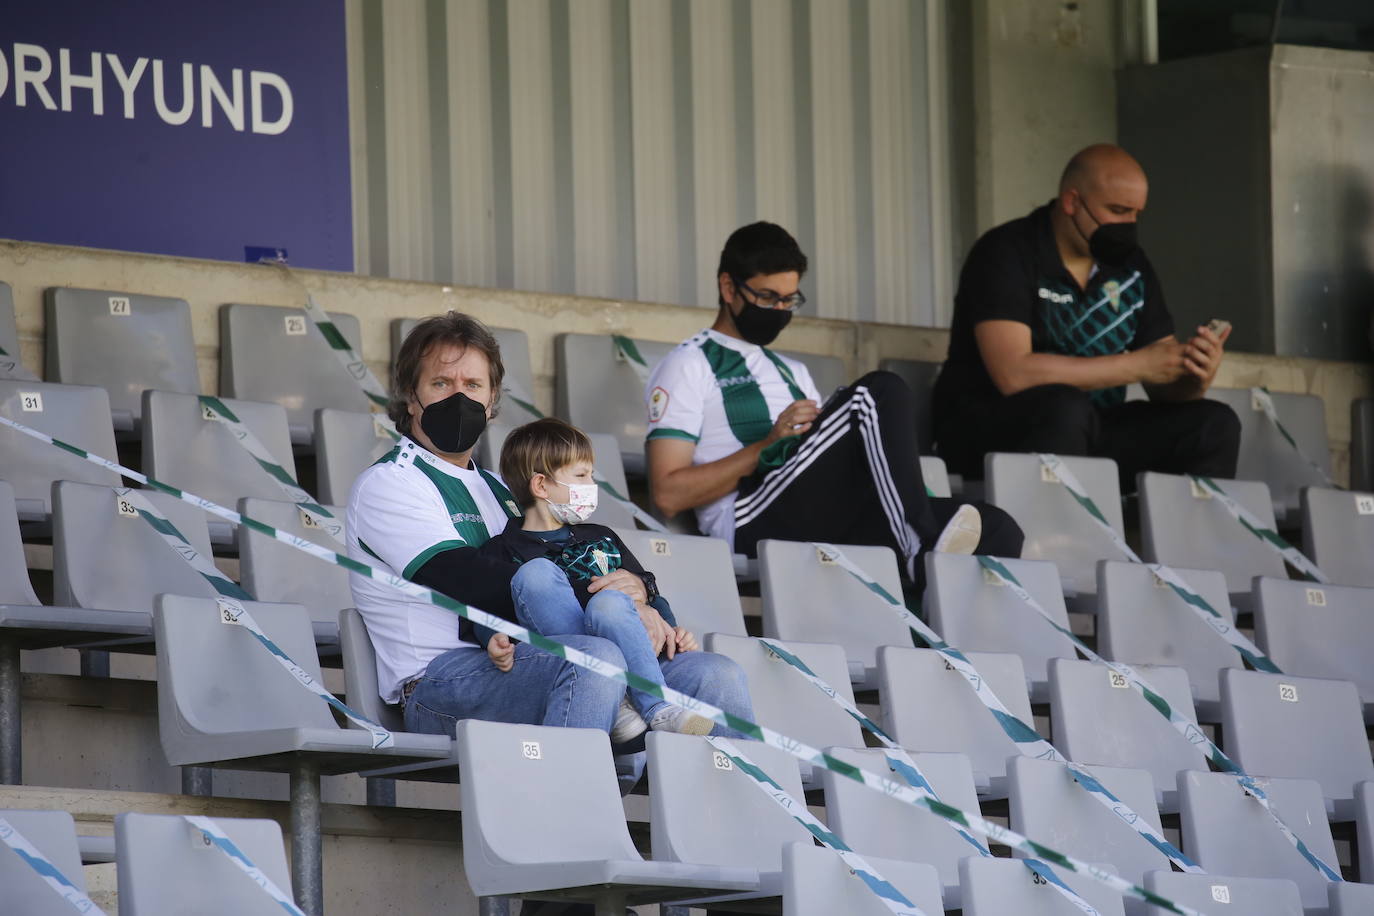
[15,43,56,110]
[153,59,193,125]
[106,54,147,118]
[250,70,292,134]
[200,65,243,130]
[60,49,103,114]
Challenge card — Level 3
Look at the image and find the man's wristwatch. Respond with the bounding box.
[640,570,661,604]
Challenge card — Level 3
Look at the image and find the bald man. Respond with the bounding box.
[932,143,1240,490]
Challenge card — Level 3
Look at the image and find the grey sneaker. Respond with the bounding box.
[648,704,713,736]
[609,697,647,744]
[933,503,982,555]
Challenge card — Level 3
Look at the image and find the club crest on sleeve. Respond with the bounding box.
[648,386,669,422]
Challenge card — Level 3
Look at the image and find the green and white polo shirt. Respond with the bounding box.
[645,328,820,543]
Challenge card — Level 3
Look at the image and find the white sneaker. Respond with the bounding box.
[933,504,982,555]
[648,704,714,736]
[610,697,648,743]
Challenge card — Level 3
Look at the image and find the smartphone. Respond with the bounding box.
[1206,318,1231,336]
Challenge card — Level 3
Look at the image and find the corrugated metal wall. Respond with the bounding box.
[348,0,949,327]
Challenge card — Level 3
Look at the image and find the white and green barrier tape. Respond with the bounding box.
[0,816,104,914]
[1249,387,1339,489]
[183,815,307,916]
[114,487,250,601]
[0,412,1212,916]
[612,334,652,385]
[1187,474,1329,583]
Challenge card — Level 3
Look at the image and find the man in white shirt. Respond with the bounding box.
[646,222,1023,587]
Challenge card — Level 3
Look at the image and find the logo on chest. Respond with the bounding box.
[1103,279,1122,311]
[450,512,484,525]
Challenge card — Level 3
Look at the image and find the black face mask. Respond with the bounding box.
[731,299,793,347]
[1076,200,1140,268]
[418,391,487,454]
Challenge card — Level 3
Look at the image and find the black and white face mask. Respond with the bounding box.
[418,391,488,454]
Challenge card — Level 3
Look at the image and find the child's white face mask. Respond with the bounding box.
[546,480,598,524]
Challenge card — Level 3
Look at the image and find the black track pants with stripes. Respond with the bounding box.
[733,371,1024,583]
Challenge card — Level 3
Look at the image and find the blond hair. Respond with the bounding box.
[499,418,595,509]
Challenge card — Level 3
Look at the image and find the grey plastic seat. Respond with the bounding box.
[1352,399,1374,492]
[143,389,298,543]
[610,528,746,637]
[0,281,34,379]
[1207,386,1332,521]
[782,841,944,916]
[920,454,951,498]
[820,746,982,907]
[777,349,845,400]
[116,813,294,915]
[313,408,397,505]
[44,286,200,433]
[1139,472,1285,598]
[220,302,373,445]
[481,425,634,528]
[985,452,1126,602]
[1301,486,1374,587]
[759,539,911,690]
[393,319,540,417]
[704,635,863,785]
[878,646,1033,797]
[1330,880,1374,915]
[1360,780,1374,890]
[458,721,757,909]
[1142,870,1302,916]
[925,552,1077,701]
[878,358,939,454]
[1255,576,1374,719]
[1219,668,1374,818]
[646,730,809,903]
[238,498,350,647]
[555,332,677,475]
[0,380,118,521]
[1178,769,1338,911]
[960,856,1125,916]
[0,809,90,914]
[1096,560,1239,718]
[1050,658,1206,811]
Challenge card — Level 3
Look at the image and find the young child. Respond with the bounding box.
[478,417,713,737]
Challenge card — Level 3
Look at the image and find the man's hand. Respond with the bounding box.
[635,601,674,657]
[764,399,820,445]
[486,633,516,673]
[673,627,699,654]
[1180,323,1230,387]
[587,568,648,604]
[1134,336,1187,386]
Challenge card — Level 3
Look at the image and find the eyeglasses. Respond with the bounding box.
[734,277,807,311]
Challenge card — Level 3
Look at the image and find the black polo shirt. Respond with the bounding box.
[933,201,1173,422]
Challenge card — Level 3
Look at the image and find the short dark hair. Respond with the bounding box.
[716,221,809,306]
[388,311,505,437]
[499,418,595,510]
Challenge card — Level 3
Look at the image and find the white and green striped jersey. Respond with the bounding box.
[646,328,820,543]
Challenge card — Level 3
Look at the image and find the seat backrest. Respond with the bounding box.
[782,842,944,916]
[1008,755,1167,888]
[0,809,88,914]
[1352,398,1374,492]
[776,349,846,399]
[554,332,677,465]
[115,812,292,915]
[481,425,634,528]
[0,281,22,376]
[1177,769,1336,910]
[1219,668,1374,804]
[1049,659,1206,795]
[0,480,40,605]
[1096,561,1239,711]
[339,608,404,731]
[919,454,951,498]
[314,408,398,505]
[1139,472,1285,592]
[611,528,745,636]
[877,358,939,453]
[0,381,118,518]
[647,731,810,872]
[1357,777,1374,888]
[925,553,1076,695]
[143,389,298,509]
[219,303,372,438]
[1142,870,1303,916]
[759,540,911,685]
[238,498,351,629]
[1301,486,1374,587]
[878,646,1032,792]
[703,635,863,754]
[959,856,1125,916]
[985,452,1125,596]
[393,320,538,415]
[53,480,219,611]
[1255,576,1374,707]
[1207,386,1331,517]
[44,287,199,430]
[1330,880,1374,916]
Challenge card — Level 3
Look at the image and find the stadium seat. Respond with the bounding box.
[1096,560,1239,718]
[959,855,1125,916]
[877,357,939,454]
[1361,780,1374,886]
[1255,577,1374,719]
[1142,870,1303,916]
[1177,769,1337,911]
[919,454,951,498]
[0,281,26,378]
[0,380,118,521]
[1300,485,1374,587]
[782,841,945,916]
[1330,880,1374,915]
[878,646,1033,798]
[458,721,757,907]
[820,746,982,907]
[1219,668,1374,818]
[0,809,90,914]
[313,408,397,506]
[44,286,199,433]
[481,425,634,528]
[554,332,676,475]
[703,635,863,785]
[646,730,808,903]
[143,389,298,544]
[985,452,1126,603]
[925,553,1077,701]
[116,813,294,915]
[1138,472,1285,599]
[237,498,350,648]
[777,349,846,400]
[610,528,747,637]
[1207,386,1332,521]
[1352,399,1374,493]
[758,539,912,690]
[219,302,373,445]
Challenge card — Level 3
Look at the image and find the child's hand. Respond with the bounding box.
[674,627,699,653]
[487,633,516,673]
